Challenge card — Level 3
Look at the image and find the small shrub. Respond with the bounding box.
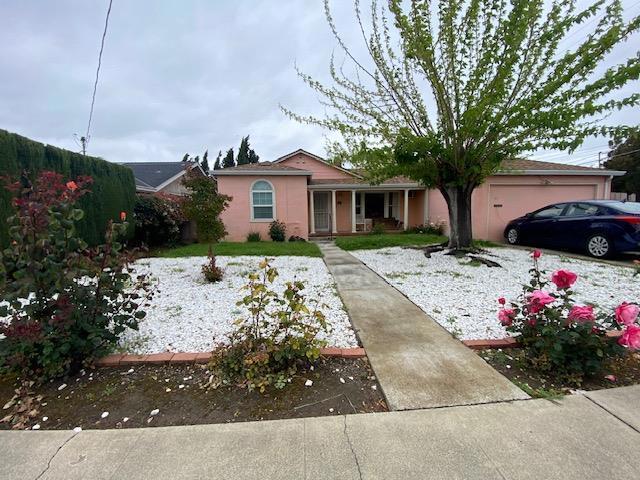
[288,235,306,242]
[247,232,261,242]
[497,249,638,383]
[0,172,153,382]
[406,220,446,235]
[370,223,386,235]
[202,246,224,282]
[209,259,328,392]
[268,220,286,242]
[133,193,185,247]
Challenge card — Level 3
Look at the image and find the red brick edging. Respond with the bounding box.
[463,330,624,351]
[95,347,366,367]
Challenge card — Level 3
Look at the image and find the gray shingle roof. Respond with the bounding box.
[122,162,189,188]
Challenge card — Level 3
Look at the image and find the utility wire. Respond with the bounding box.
[83,0,114,154]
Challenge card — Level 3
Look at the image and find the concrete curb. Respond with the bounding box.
[463,330,623,350]
[95,347,367,367]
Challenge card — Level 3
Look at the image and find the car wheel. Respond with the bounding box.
[586,234,611,258]
[506,227,519,245]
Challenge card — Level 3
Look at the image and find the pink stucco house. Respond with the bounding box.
[214,149,623,242]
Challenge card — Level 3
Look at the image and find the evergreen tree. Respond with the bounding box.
[213,151,222,170]
[248,149,259,164]
[201,150,210,173]
[236,136,250,165]
[605,135,640,199]
[222,148,235,168]
[181,153,189,162]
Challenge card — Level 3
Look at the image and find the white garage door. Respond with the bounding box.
[487,184,598,241]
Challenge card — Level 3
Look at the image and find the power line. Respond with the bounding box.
[83,0,114,155]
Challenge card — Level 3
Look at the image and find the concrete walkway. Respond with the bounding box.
[318,242,527,410]
[2,385,639,480]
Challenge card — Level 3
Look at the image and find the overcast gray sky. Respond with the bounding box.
[1,1,638,166]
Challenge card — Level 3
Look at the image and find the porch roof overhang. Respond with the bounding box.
[308,183,424,190]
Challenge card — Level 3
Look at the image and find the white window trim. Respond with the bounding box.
[250,179,276,222]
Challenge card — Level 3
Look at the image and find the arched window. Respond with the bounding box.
[251,180,275,221]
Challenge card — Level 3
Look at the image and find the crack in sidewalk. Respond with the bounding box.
[343,415,363,480]
[584,395,640,435]
[34,431,80,480]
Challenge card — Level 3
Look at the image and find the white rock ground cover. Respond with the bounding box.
[352,247,639,340]
[121,256,358,353]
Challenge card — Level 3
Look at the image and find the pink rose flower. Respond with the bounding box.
[615,302,639,326]
[498,297,506,305]
[567,305,595,324]
[66,180,78,191]
[498,308,514,326]
[527,290,555,313]
[551,270,578,290]
[604,374,617,382]
[619,324,640,350]
[531,249,541,259]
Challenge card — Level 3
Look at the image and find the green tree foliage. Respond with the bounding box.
[222,148,236,168]
[283,0,640,249]
[213,150,222,170]
[0,129,135,248]
[236,135,260,165]
[201,149,210,173]
[237,136,251,165]
[181,170,231,243]
[605,135,640,198]
[181,153,189,162]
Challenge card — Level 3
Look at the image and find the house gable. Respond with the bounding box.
[274,150,358,181]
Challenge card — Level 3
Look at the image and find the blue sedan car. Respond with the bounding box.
[504,200,640,258]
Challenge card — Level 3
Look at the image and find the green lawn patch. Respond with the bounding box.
[154,241,322,258]
[335,233,446,251]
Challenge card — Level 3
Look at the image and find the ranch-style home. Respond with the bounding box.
[214,149,624,242]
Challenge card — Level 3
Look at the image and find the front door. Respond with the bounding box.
[314,192,330,232]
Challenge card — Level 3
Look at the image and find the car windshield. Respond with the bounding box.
[614,202,640,214]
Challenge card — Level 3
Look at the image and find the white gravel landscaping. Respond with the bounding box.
[121,256,358,353]
[352,247,640,340]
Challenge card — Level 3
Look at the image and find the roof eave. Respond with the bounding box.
[496,169,626,177]
[273,149,363,179]
[213,170,312,176]
[308,183,423,189]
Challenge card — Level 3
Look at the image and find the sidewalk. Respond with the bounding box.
[318,242,527,410]
[2,386,638,480]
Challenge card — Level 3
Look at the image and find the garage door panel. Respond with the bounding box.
[487,184,598,242]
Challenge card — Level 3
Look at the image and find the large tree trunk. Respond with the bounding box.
[440,184,474,250]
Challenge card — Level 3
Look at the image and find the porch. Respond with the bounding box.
[308,187,428,235]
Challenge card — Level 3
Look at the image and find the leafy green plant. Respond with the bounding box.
[209,259,328,392]
[181,170,230,243]
[0,172,153,382]
[202,246,224,283]
[247,232,261,242]
[268,220,286,242]
[133,193,186,247]
[497,250,633,383]
[370,223,386,235]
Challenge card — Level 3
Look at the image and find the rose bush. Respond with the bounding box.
[497,250,637,382]
[0,172,153,382]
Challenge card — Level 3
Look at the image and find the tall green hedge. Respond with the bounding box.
[0,129,136,247]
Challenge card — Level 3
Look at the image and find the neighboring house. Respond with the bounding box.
[214,149,625,242]
[122,161,206,195]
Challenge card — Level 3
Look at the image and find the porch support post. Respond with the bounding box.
[403,189,409,230]
[331,190,337,234]
[309,190,315,235]
[383,192,389,218]
[423,189,429,225]
[351,190,357,233]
